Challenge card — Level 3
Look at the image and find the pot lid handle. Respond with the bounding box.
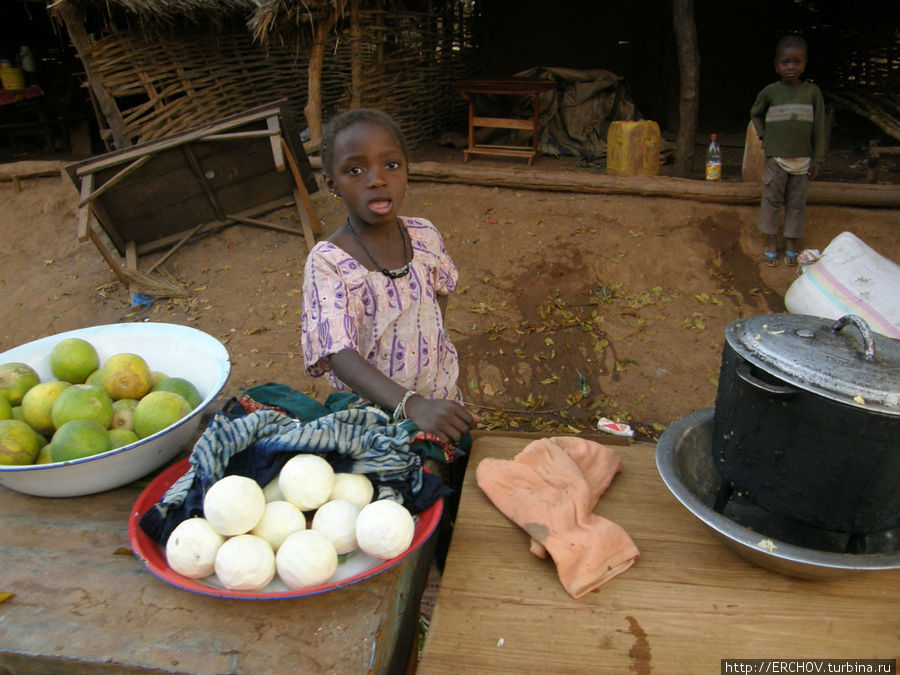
[832,314,875,362]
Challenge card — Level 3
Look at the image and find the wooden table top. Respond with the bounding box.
[419,434,899,673]
[453,78,556,96]
[0,467,433,674]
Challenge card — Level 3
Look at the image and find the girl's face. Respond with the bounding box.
[325,120,408,229]
[775,46,807,86]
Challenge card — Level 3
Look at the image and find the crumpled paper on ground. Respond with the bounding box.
[476,436,639,598]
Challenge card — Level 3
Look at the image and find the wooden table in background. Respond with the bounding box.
[419,434,899,673]
[453,78,555,166]
[0,468,434,674]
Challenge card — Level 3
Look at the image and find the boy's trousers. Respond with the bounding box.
[758,158,809,239]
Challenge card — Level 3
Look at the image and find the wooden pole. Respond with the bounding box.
[407,161,900,209]
[304,12,337,144]
[376,0,385,67]
[672,0,699,176]
[349,0,362,109]
[54,2,131,150]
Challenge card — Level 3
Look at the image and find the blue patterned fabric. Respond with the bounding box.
[139,402,451,545]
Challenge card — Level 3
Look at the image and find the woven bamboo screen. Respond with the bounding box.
[80,6,482,150]
[834,41,899,91]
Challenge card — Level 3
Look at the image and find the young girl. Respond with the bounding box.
[301,108,478,445]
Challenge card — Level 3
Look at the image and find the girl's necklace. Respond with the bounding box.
[345,218,410,279]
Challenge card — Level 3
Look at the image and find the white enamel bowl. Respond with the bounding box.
[0,323,231,497]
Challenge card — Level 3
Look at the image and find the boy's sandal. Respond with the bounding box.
[784,251,799,267]
[762,251,779,267]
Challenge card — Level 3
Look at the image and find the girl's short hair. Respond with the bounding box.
[320,108,409,177]
[775,34,807,58]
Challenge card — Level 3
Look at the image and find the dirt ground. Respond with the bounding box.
[1,144,898,442]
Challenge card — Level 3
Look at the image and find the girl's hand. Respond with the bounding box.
[808,162,820,180]
[405,395,480,444]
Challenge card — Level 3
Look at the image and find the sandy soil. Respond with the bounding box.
[1,149,897,441]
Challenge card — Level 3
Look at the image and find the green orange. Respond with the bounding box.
[21,380,71,436]
[149,371,169,388]
[110,398,139,430]
[101,353,152,400]
[0,419,41,466]
[133,391,191,439]
[35,444,54,464]
[49,338,100,384]
[50,384,113,430]
[151,376,202,409]
[85,369,104,388]
[108,428,139,450]
[0,362,40,406]
[50,419,112,462]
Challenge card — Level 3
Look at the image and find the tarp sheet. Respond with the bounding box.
[515,66,640,161]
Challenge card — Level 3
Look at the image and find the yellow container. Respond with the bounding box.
[0,65,26,91]
[606,120,661,176]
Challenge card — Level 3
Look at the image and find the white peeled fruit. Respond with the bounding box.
[330,473,374,511]
[214,534,276,592]
[203,474,266,536]
[262,477,284,502]
[165,517,224,579]
[276,529,338,590]
[251,500,307,551]
[356,499,415,560]
[311,499,360,554]
[278,454,335,511]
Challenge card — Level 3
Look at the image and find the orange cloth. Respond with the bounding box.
[475,436,639,598]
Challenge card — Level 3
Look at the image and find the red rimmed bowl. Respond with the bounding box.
[128,457,443,599]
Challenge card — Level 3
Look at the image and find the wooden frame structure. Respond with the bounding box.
[453,79,556,166]
[64,102,320,289]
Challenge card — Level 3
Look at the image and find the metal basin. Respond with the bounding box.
[655,407,900,579]
[0,323,230,497]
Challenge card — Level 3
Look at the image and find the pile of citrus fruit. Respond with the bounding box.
[0,337,202,466]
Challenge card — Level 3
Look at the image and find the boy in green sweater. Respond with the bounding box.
[750,34,826,266]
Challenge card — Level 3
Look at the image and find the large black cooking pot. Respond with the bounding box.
[712,313,900,534]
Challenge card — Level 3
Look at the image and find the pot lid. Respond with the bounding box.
[725,313,900,416]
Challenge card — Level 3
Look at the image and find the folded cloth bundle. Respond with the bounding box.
[476,436,639,598]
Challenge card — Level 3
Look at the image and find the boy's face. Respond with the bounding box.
[775,46,807,86]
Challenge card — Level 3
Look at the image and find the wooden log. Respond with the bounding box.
[0,160,65,181]
[407,161,900,209]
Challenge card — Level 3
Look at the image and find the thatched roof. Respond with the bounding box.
[248,0,348,46]
[49,0,259,21]
[53,1,435,41]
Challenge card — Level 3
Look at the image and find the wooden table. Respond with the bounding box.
[453,79,555,166]
[64,101,321,292]
[0,466,435,674]
[0,85,55,155]
[419,434,899,673]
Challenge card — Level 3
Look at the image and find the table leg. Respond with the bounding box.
[465,94,474,163]
[530,93,540,166]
